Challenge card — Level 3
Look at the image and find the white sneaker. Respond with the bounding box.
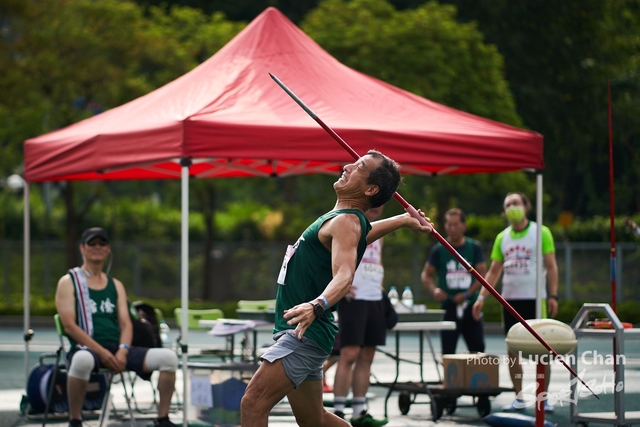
[544,401,554,413]
[502,398,526,411]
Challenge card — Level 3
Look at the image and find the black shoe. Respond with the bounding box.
[69,419,83,427]
[153,416,178,427]
[334,410,345,419]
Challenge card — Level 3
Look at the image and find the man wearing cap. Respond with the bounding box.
[55,227,179,427]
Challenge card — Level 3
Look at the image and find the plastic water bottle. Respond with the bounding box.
[388,286,399,306]
[402,286,414,309]
[159,320,170,346]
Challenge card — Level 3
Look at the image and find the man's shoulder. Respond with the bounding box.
[429,242,444,255]
[325,210,366,230]
[465,237,482,247]
[57,271,73,287]
[495,227,509,241]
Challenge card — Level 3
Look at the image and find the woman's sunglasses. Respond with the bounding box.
[86,240,108,247]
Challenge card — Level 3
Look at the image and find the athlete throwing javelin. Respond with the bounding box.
[240,150,433,427]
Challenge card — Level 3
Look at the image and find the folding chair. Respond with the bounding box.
[237,299,276,312]
[46,314,136,427]
[236,299,276,361]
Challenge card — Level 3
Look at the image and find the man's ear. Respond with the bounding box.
[365,185,380,197]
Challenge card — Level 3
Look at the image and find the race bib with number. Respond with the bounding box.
[277,244,297,285]
[445,271,472,290]
[503,258,530,276]
[358,262,384,283]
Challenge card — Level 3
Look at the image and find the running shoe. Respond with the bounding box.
[502,398,526,411]
[544,400,555,413]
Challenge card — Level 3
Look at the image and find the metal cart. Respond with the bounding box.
[570,303,640,427]
[373,321,511,421]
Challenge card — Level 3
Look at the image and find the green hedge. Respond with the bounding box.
[6,293,638,327]
[0,293,240,321]
[3,186,640,243]
[475,297,640,325]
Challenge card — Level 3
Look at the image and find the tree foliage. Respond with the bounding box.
[440,0,640,218]
[0,0,245,269]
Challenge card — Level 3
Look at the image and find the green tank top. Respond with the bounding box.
[274,209,371,354]
[70,275,121,348]
[432,239,483,308]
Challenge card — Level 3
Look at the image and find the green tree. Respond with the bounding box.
[440,0,640,218]
[0,0,244,266]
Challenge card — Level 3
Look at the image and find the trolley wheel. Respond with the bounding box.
[431,397,444,422]
[444,397,457,415]
[398,391,412,415]
[476,395,491,418]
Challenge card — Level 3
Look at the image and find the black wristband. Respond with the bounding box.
[549,295,559,301]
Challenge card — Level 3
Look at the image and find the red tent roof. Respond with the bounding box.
[24,7,543,183]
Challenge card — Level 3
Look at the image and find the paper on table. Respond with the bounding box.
[190,375,213,407]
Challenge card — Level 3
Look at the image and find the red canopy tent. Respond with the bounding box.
[24,7,542,182]
[22,7,545,408]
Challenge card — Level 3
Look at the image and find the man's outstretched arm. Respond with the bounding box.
[367,210,432,243]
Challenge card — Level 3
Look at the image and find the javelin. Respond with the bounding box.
[269,72,597,398]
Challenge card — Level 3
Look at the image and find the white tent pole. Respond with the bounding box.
[23,182,31,384]
[180,159,190,427]
[535,173,543,319]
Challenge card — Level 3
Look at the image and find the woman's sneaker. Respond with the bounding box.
[350,410,388,427]
[502,398,526,411]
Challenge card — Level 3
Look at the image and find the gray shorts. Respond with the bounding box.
[261,330,329,388]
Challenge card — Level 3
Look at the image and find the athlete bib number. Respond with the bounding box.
[445,271,472,290]
[358,263,384,282]
[277,245,296,285]
[503,259,530,276]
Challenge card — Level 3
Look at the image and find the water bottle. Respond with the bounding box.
[159,320,170,346]
[388,286,399,306]
[402,286,414,309]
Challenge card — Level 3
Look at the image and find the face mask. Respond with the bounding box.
[505,205,525,223]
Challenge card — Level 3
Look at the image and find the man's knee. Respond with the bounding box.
[240,389,264,417]
[338,346,360,365]
[68,350,95,381]
[145,348,178,372]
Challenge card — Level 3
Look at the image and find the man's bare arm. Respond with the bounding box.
[544,253,559,318]
[112,278,132,372]
[283,213,361,339]
[468,261,488,295]
[421,262,447,302]
[114,279,133,346]
[367,211,432,244]
[472,260,503,321]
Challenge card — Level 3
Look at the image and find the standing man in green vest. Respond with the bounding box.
[472,192,559,412]
[421,208,487,355]
[240,150,433,427]
[56,227,179,427]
